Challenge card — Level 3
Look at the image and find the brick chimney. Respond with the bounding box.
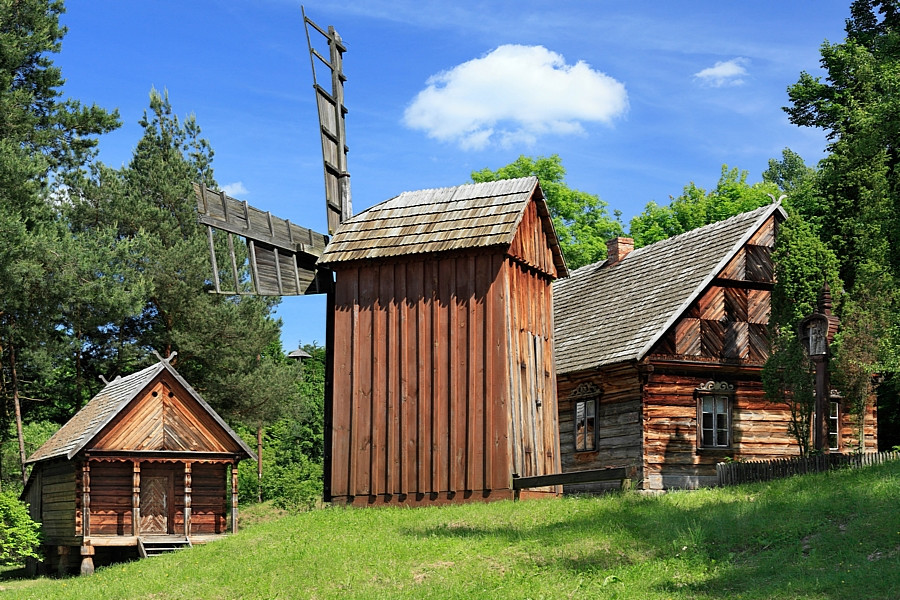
[605,237,634,266]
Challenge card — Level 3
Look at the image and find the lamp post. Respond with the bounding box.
[798,283,839,453]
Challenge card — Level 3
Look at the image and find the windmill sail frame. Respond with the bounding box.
[194,183,329,296]
[304,8,352,234]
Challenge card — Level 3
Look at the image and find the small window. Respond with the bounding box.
[829,400,840,451]
[569,383,601,452]
[697,381,733,448]
[575,398,597,451]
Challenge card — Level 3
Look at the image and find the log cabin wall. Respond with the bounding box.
[189,462,227,534]
[330,251,514,505]
[556,363,643,493]
[81,461,133,536]
[31,459,77,544]
[640,369,785,489]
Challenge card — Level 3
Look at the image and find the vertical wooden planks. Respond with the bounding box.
[330,268,353,499]
[356,267,375,496]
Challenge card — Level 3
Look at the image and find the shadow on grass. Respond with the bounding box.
[405,461,900,599]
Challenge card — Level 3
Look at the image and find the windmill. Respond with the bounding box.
[193,10,350,499]
[194,9,350,297]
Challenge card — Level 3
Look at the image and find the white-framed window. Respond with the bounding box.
[697,381,734,448]
[570,383,601,452]
[829,400,840,451]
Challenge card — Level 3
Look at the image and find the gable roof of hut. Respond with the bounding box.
[553,202,786,375]
[318,176,568,277]
[26,359,256,464]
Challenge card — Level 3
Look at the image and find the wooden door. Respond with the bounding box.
[140,475,169,534]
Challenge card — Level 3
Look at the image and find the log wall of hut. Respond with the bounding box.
[557,364,644,493]
[71,459,229,537]
[26,459,76,544]
[329,245,561,505]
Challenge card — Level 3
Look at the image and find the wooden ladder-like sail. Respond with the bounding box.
[304,7,352,235]
[194,11,351,296]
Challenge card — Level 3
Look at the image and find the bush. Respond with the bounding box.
[0,491,41,565]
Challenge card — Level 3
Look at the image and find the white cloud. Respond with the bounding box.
[221,181,249,197]
[694,58,750,87]
[403,45,628,150]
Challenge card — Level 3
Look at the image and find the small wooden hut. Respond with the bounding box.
[318,176,568,505]
[22,356,255,574]
[554,203,878,492]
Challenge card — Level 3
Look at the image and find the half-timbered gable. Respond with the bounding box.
[319,176,568,505]
[554,203,877,491]
[22,358,255,574]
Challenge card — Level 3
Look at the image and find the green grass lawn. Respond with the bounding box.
[3,460,899,599]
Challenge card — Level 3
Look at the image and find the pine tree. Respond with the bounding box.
[0,0,119,486]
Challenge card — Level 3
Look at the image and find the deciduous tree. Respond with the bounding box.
[471,155,623,269]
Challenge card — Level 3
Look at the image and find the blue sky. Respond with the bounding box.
[55,1,851,350]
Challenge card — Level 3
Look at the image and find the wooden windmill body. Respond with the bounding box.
[196,14,565,506]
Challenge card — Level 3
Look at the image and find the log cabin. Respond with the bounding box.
[22,356,256,575]
[318,176,568,506]
[553,203,877,492]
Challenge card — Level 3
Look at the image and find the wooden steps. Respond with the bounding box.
[137,536,192,558]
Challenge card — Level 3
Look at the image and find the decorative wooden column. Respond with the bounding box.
[81,461,91,537]
[80,461,94,575]
[184,462,192,538]
[231,462,239,533]
[132,461,141,536]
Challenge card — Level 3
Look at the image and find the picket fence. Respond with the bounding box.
[716,450,900,487]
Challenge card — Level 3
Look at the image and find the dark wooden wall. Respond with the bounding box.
[69,459,228,537]
[557,364,644,493]
[504,258,560,482]
[27,460,76,544]
[189,463,227,534]
[84,461,133,536]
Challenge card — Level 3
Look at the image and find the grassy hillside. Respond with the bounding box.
[3,460,899,599]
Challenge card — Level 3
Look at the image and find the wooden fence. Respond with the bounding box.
[716,451,900,487]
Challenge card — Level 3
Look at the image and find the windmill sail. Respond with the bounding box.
[195,11,351,296]
[194,184,328,296]
[304,9,352,234]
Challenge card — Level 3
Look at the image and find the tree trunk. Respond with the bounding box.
[257,425,263,503]
[10,343,27,487]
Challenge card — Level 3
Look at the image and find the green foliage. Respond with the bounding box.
[471,154,623,269]
[0,421,57,493]
[0,490,41,566]
[785,0,900,444]
[236,345,326,511]
[628,165,779,247]
[0,0,119,485]
[762,213,842,455]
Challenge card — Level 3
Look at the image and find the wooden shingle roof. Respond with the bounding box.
[318,177,568,276]
[553,203,786,375]
[26,359,255,463]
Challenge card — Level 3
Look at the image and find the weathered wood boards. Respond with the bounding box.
[193,183,329,296]
[22,359,254,574]
[321,178,567,505]
[303,11,352,235]
[554,203,878,492]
